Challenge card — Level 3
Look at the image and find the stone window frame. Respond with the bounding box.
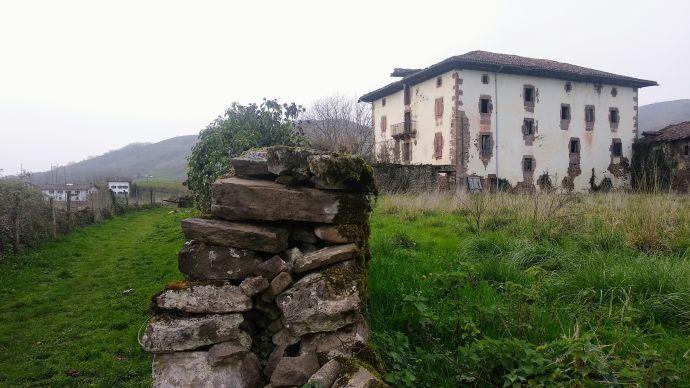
[522,156,535,173]
[481,74,490,84]
[560,104,571,130]
[478,95,493,126]
[611,138,623,157]
[480,133,492,158]
[569,137,581,165]
[436,76,442,88]
[522,118,536,146]
[433,132,443,159]
[523,85,536,112]
[609,107,620,131]
[584,105,595,131]
[564,82,572,92]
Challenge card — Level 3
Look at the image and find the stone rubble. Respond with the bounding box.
[141,146,385,387]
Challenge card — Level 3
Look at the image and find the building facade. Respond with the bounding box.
[107,180,131,196]
[41,183,98,202]
[360,51,657,191]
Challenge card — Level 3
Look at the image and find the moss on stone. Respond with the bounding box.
[308,154,377,194]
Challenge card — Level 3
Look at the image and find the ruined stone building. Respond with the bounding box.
[635,121,690,192]
[360,51,657,191]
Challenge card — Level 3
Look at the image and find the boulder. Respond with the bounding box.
[178,241,263,281]
[307,153,375,193]
[254,255,288,280]
[207,339,251,367]
[239,276,270,297]
[276,262,361,337]
[269,352,320,387]
[211,178,369,224]
[261,272,292,302]
[142,314,248,353]
[335,366,384,388]
[314,225,355,244]
[300,316,369,360]
[181,218,288,253]
[292,244,359,273]
[231,153,272,178]
[154,283,252,314]
[153,351,260,388]
[308,359,343,388]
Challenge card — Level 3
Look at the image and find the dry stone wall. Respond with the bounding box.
[141,146,386,388]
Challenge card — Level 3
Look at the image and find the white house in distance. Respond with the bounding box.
[41,183,98,202]
[107,179,131,196]
[360,51,657,191]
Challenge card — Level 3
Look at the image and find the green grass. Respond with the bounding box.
[1,193,688,386]
[368,193,690,386]
[0,207,191,387]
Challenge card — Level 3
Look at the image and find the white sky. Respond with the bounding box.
[1,0,689,175]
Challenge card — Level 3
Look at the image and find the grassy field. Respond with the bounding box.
[0,207,190,387]
[0,194,688,386]
[369,192,690,386]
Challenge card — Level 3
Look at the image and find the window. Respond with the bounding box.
[561,104,571,120]
[380,115,387,133]
[612,139,622,157]
[404,84,411,105]
[569,138,580,154]
[402,141,411,163]
[611,88,618,97]
[436,77,442,87]
[481,74,489,84]
[524,86,535,103]
[433,132,443,159]
[481,134,491,157]
[609,108,619,123]
[684,144,689,156]
[382,98,386,107]
[585,106,595,123]
[523,119,534,136]
[564,82,572,92]
[480,98,490,114]
[523,157,534,172]
[434,98,444,118]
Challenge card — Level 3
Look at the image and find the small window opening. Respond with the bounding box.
[610,109,619,123]
[612,140,622,157]
[436,77,442,87]
[561,105,571,120]
[684,144,690,156]
[481,74,489,84]
[565,82,572,92]
[611,88,618,97]
[480,98,490,114]
[569,138,580,154]
[524,86,534,103]
[523,157,534,172]
[381,98,386,107]
[585,106,595,123]
[481,134,491,157]
[523,119,534,136]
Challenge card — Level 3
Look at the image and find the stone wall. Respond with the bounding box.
[373,162,455,193]
[141,147,385,388]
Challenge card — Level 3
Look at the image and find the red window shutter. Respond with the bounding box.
[435,98,444,118]
[380,116,387,132]
[434,132,443,159]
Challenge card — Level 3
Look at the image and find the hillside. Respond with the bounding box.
[639,99,690,132]
[30,135,198,185]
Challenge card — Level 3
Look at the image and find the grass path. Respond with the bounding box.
[0,208,191,387]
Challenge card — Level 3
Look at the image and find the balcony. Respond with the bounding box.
[391,120,417,138]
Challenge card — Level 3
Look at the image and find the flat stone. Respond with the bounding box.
[301,316,369,360]
[263,344,286,378]
[270,352,320,387]
[276,262,361,337]
[335,366,383,388]
[211,177,368,224]
[153,351,260,388]
[142,314,248,353]
[261,272,292,302]
[181,218,288,253]
[178,241,263,281]
[207,339,251,367]
[271,328,301,346]
[254,255,288,280]
[154,283,252,314]
[307,154,375,193]
[314,225,355,244]
[285,247,303,268]
[231,155,272,177]
[239,276,269,296]
[292,243,359,273]
[308,359,343,388]
[266,146,317,178]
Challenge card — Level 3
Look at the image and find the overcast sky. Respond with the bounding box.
[1,0,689,175]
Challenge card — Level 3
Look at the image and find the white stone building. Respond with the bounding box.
[107,179,131,196]
[360,51,657,191]
[41,183,98,202]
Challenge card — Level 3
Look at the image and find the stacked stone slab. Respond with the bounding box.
[141,146,386,388]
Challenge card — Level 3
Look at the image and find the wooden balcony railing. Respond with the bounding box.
[391,120,417,137]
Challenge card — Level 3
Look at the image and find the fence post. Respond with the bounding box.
[50,197,57,238]
[150,189,154,205]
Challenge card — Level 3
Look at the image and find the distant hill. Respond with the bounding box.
[31,135,198,185]
[639,99,690,132]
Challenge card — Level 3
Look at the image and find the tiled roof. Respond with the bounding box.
[641,121,690,143]
[360,50,657,102]
[40,183,96,191]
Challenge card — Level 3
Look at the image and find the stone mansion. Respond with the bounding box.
[359,51,657,191]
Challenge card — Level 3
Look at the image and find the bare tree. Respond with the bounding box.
[301,95,374,159]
